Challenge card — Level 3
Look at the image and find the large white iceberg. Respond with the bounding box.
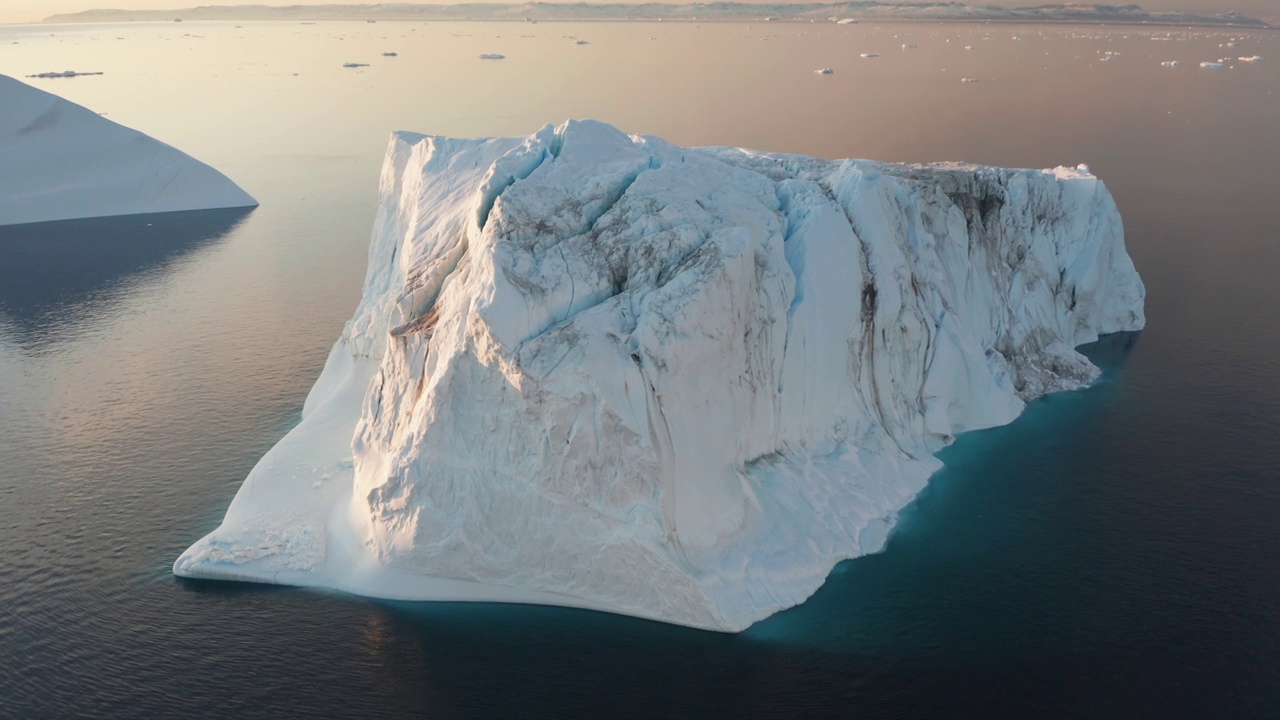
[175,120,1144,631]
[0,74,256,226]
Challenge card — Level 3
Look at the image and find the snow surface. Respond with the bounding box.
[174,120,1145,631]
[0,75,256,227]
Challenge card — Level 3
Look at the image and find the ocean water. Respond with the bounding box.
[2,20,1279,717]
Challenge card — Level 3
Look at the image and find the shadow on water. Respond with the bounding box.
[0,207,253,348]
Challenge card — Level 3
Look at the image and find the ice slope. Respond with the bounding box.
[175,120,1145,631]
[0,75,256,226]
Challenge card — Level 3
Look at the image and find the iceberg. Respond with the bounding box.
[174,120,1145,631]
[25,70,105,79]
[0,75,256,227]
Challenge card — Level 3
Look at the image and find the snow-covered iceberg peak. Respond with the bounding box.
[175,120,1144,631]
[0,74,257,226]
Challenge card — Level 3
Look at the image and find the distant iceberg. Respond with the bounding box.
[174,120,1145,631]
[25,70,104,79]
[0,75,256,227]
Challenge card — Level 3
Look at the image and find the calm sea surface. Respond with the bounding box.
[1,20,1279,718]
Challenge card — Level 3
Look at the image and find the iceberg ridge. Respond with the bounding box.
[175,120,1144,631]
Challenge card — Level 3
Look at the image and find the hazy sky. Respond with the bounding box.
[2,0,1274,24]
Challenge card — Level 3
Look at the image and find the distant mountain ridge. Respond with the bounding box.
[43,3,1270,28]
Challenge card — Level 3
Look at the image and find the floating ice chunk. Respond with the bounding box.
[575,39,590,45]
[479,53,506,59]
[1238,55,1264,63]
[382,51,398,57]
[26,70,104,79]
[173,119,1144,632]
[960,76,978,83]
[1161,60,1181,67]
[860,52,879,58]
[902,43,917,49]
[342,62,369,68]
[1200,61,1226,68]
[836,18,859,24]
[814,67,834,74]
[964,45,974,50]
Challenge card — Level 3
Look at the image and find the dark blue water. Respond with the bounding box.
[3,21,1280,719]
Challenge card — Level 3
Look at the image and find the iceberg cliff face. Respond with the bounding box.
[0,75,257,227]
[175,120,1144,631]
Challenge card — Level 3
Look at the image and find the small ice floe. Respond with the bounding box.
[860,52,879,58]
[1200,61,1226,69]
[964,45,974,50]
[26,70,104,79]
[815,67,834,74]
[1238,55,1264,63]
[479,53,505,60]
[902,43,917,49]
[1100,51,1120,62]
[836,18,859,24]
[575,39,590,45]
[342,62,369,68]
[1161,60,1181,67]
[382,51,398,57]
[960,77,978,83]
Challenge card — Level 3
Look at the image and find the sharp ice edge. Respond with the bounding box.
[174,119,1145,631]
[0,74,257,226]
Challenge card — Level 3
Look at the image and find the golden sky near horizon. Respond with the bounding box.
[1,0,1274,24]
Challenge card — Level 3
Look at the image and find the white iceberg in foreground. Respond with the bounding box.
[175,120,1145,631]
[0,75,256,226]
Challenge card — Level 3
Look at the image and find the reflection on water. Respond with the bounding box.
[0,208,253,348]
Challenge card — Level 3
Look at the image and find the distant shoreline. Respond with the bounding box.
[22,18,1280,31]
[39,3,1271,30]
